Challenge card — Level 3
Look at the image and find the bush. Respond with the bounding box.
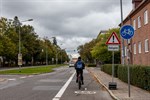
[117,65,150,91]
[101,64,150,91]
[101,64,118,77]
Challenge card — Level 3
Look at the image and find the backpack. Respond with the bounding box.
[76,61,83,69]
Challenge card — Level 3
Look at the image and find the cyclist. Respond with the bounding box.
[74,56,85,85]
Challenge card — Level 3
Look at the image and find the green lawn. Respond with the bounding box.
[0,65,65,75]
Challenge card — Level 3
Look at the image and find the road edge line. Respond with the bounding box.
[52,71,76,100]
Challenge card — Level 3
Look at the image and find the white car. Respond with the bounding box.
[69,62,75,67]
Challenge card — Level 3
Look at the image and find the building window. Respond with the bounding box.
[134,43,136,54]
[145,39,149,52]
[144,10,148,25]
[138,42,142,53]
[133,19,136,30]
[138,16,141,28]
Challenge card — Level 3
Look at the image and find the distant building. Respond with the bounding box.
[121,0,150,65]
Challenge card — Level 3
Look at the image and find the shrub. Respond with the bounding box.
[101,64,118,77]
[102,64,150,91]
[117,65,150,91]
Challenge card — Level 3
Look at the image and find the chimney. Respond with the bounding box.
[132,0,143,9]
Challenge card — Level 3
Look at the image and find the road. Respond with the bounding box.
[0,66,113,100]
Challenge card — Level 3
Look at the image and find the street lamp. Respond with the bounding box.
[61,48,66,64]
[13,16,33,68]
[45,36,55,65]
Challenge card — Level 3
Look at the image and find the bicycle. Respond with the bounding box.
[122,29,133,36]
[77,71,82,90]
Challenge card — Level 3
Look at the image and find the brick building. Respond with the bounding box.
[121,0,150,65]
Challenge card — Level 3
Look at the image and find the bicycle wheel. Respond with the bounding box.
[78,75,81,89]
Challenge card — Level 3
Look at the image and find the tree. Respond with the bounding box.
[0,17,69,66]
[91,28,121,64]
[78,39,96,63]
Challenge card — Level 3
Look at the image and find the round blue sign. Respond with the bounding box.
[120,25,134,39]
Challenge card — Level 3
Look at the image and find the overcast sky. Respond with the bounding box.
[0,0,132,55]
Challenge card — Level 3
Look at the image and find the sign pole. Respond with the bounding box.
[127,46,130,97]
[112,51,114,82]
[120,25,134,97]
[106,32,120,90]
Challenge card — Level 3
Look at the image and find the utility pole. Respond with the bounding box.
[120,0,125,65]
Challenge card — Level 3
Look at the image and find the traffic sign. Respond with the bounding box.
[106,32,120,45]
[120,25,134,39]
[108,45,119,51]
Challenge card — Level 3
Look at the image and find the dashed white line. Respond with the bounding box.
[8,78,16,81]
[28,75,33,77]
[52,71,76,100]
[20,76,27,79]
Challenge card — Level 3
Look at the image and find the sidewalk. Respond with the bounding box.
[87,67,150,100]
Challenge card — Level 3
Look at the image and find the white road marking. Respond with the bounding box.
[85,88,87,91]
[28,75,33,77]
[52,71,76,100]
[74,91,96,94]
[8,78,16,81]
[20,76,26,79]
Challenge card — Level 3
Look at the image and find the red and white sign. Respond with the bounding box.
[106,32,120,45]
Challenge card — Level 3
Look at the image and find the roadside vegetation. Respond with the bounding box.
[101,64,150,91]
[78,28,121,65]
[0,17,69,67]
[0,65,65,75]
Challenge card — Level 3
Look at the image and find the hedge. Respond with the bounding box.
[101,64,150,91]
[101,64,119,77]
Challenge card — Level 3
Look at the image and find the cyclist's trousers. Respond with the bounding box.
[76,69,83,81]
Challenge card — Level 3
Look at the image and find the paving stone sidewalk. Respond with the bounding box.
[87,67,150,100]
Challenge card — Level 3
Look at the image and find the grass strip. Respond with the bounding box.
[0,65,65,75]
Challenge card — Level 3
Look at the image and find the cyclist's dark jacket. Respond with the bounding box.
[74,60,85,70]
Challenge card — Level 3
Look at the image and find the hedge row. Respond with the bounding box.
[101,64,118,77]
[101,64,150,91]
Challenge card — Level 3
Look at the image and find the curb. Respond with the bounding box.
[87,68,119,100]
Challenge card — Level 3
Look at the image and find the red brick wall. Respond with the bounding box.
[122,3,150,65]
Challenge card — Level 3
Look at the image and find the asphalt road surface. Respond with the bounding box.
[0,66,113,100]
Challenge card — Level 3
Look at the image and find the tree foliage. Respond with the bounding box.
[0,17,68,67]
[78,28,121,64]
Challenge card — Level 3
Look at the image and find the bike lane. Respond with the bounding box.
[60,68,113,100]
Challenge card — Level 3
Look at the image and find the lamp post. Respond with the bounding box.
[55,43,63,66]
[45,36,55,65]
[61,48,66,64]
[13,16,33,68]
[120,0,125,65]
[56,48,66,65]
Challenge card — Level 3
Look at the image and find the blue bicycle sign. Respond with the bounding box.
[120,25,134,39]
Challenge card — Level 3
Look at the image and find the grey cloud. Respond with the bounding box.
[1,0,132,50]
